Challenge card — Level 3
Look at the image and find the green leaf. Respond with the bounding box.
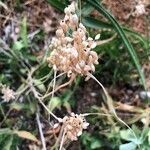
[90,140,102,149]
[119,142,137,150]
[147,129,150,145]
[48,97,61,111]
[0,128,12,135]
[140,127,150,142]
[120,130,135,141]
[10,102,29,111]
[33,79,46,92]
[29,100,36,114]
[82,4,94,16]
[82,17,112,29]
[86,0,146,89]
[82,17,147,48]
[2,135,13,150]
[120,130,141,144]
[20,17,28,48]
[47,0,66,11]
[13,41,24,51]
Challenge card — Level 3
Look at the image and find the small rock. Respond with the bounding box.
[139,91,150,100]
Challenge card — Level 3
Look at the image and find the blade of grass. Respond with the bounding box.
[21,17,28,48]
[46,0,66,11]
[86,0,146,89]
[82,17,147,49]
[46,1,146,47]
[81,3,94,16]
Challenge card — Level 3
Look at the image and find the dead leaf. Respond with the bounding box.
[14,130,39,142]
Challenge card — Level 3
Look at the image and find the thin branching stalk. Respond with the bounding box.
[96,33,117,45]
[28,70,62,122]
[48,70,57,122]
[38,71,53,82]
[82,113,112,117]
[51,126,64,150]
[42,74,76,99]
[15,85,28,96]
[0,109,12,127]
[44,72,66,96]
[88,73,140,149]
[51,70,57,98]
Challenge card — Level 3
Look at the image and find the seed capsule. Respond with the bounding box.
[56,28,64,37]
[71,14,78,25]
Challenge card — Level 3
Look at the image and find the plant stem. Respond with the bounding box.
[59,130,66,150]
[36,112,47,150]
[88,73,140,148]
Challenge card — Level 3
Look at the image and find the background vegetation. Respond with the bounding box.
[0,0,149,149]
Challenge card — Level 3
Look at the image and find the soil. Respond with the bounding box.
[102,0,150,35]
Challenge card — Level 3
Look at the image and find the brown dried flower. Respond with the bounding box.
[62,113,89,141]
[47,2,99,80]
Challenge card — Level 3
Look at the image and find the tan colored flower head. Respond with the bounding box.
[62,113,89,141]
[1,85,15,102]
[135,3,146,16]
[47,2,99,79]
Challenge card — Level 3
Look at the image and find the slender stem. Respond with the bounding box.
[96,34,117,45]
[42,74,75,99]
[48,70,57,122]
[82,113,112,117]
[15,85,28,95]
[44,72,65,96]
[0,109,12,127]
[52,70,57,99]
[38,71,53,82]
[87,73,109,99]
[88,73,139,148]
[36,112,47,150]
[59,130,66,150]
[38,98,62,122]
[28,70,62,122]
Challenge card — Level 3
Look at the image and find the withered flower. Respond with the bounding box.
[62,113,89,141]
[1,85,15,102]
[47,2,99,80]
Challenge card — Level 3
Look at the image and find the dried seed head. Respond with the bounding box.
[47,2,99,79]
[70,14,78,25]
[64,7,70,15]
[62,113,89,141]
[56,28,64,37]
[79,60,85,68]
[95,34,101,40]
[1,85,15,102]
[135,2,146,16]
[79,23,86,32]
[68,2,76,13]
[60,20,68,31]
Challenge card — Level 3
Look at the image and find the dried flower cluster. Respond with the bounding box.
[1,85,15,102]
[62,113,89,141]
[134,0,146,16]
[47,2,98,79]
